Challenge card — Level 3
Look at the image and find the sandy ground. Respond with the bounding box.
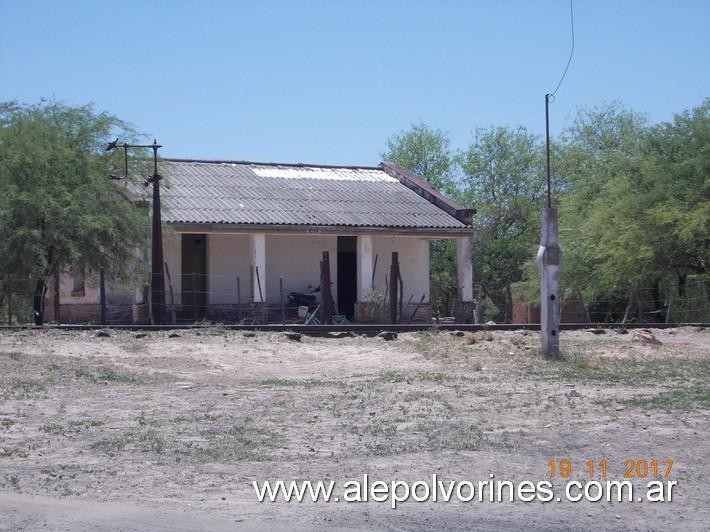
[0,326,708,531]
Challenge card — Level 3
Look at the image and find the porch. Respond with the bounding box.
[162,231,474,324]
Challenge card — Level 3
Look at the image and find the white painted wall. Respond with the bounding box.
[64,231,434,309]
[189,232,339,305]
[265,234,337,303]
[207,233,251,304]
[370,236,431,303]
[163,230,182,304]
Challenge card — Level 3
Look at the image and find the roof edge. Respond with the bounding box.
[164,157,382,171]
[167,221,472,236]
[379,162,475,225]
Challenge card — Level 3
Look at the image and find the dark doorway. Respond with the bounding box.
[181,234,207,321]
[337,236,357,320]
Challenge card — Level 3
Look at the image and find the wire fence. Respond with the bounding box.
[593,280,706,324]
[0,269,433,326]
[1,272,707,326]
[512,279,709,324]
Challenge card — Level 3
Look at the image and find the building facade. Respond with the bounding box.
[49,160,476,324]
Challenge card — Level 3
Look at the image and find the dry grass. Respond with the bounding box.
[0,327,708,530]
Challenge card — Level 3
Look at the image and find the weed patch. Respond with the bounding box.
[624,387,710,410]
[529,354,710,385]
[189,416,279,462]
[256,377,336,389]
[1,378,52,398]
[77,367,145,385]
[92,428,166,454]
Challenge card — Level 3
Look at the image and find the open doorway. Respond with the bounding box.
[337,236,357,320]
[181,234,207,321]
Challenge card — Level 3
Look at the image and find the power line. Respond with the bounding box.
[545,0,576,206]
[549,0,575,100]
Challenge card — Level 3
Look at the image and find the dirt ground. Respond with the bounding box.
[0,326,708,531]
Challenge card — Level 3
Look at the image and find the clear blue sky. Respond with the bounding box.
[1,0,708,165]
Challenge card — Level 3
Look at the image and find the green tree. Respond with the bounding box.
[642,99,710,284]
[382,122,458,195]
[460,126,546,322]
[382,123,461,316]
[547,100,709,321]
[0,101,150,324]
[554,103,651,308]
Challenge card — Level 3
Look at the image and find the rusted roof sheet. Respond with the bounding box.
[160,160,468,229]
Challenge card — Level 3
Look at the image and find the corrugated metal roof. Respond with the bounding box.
[160,160,468,229]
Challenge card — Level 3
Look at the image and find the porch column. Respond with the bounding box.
[455,235,474,323]
[457,236,473,301]
[358,234,373,301]
[251,233,266,302]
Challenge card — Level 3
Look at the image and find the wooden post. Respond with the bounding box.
[236,276,242,321]
[398,271,404,321]
[320,251,333,324]
[249,266,255,303]
[371,254,378,286]
[192,271,197,322]
[99,266,107,325]
[7,290,11,326]
[383,274,389,307]
[255,266,263,303]
[280,276,285,325]
[389,252,399,324]
[164,262,176,325]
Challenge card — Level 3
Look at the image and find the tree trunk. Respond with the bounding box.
[700,279,708,323]
[578,290,591,322]
[621,290,633,324]
[505,282,513,323]
[652,278,661,312]
[33,279,48,325]
[678,273,687,297]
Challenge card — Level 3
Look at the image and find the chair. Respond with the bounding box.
[304,304,321,325]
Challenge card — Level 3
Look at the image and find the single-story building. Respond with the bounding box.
[47,159,476,324]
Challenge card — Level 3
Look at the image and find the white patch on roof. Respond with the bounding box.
[252,166,398,182]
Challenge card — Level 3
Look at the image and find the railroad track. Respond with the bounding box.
[0,322,706,335]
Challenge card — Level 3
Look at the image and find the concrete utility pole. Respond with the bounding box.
[537,209,561,355]
[106,139,166,325]
[538,94,562,357]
